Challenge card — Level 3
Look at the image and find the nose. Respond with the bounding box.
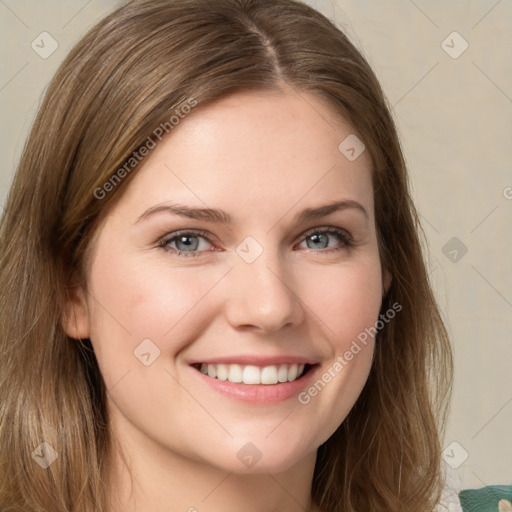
[222,248,305,334]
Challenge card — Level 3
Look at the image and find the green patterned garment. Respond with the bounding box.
[459,485,512,512]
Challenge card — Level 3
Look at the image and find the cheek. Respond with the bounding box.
[85,247,224,386]
[297,256,384,348]
[290,260,382,440]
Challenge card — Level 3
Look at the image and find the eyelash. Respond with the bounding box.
[158,227,354,258]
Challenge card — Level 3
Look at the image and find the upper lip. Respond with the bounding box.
[189,355,319,366]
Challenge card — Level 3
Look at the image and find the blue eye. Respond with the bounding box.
[159,227,353,258]
[159,230,213,258]
[298,227,353,253]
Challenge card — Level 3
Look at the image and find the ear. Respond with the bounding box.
[382,268,392,297]
[61,285,90,340]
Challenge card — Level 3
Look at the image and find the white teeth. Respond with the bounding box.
[277,364,288,382]
[288,363,298,381]
[228,364,243,383]
[207,364,217,378]
[216,364,228,381]
[198,363,307,385]
[242,365,260,385]
[260,366,278,385]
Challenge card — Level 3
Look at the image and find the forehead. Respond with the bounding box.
[98,89,374,236]
[166,89,368,169]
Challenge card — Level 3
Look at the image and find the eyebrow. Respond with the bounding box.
[135,199,369,225]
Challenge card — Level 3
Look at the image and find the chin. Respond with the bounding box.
[200,431,320,475]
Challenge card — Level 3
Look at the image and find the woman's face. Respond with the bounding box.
[66,90,388,474]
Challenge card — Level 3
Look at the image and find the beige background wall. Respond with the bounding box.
[1,0,511,492]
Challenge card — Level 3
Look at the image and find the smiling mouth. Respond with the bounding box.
[191,362,315,385]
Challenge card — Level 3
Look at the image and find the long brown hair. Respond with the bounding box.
[0,1,453,510]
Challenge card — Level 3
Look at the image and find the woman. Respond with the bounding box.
[0,0,453,510]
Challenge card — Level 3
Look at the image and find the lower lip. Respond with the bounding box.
[190,365,320,404]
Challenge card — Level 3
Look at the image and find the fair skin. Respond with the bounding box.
[64,89,390,512]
